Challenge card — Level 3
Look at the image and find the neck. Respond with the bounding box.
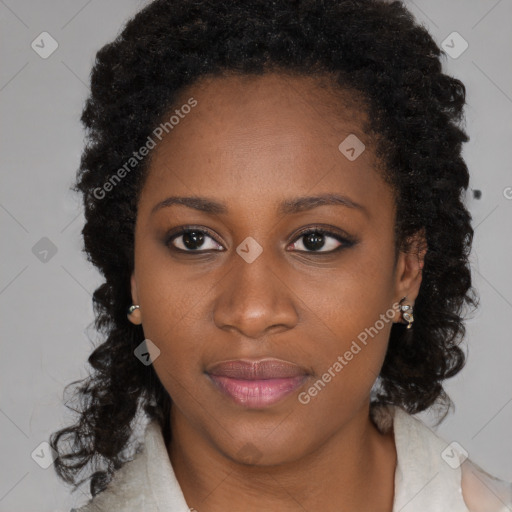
[167,403,397,512]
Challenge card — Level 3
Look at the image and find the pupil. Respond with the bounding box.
[304,232,324,251]
[183,230,204,250]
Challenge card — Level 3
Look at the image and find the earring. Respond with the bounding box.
[127,304,142,325]
[398,296,414,329]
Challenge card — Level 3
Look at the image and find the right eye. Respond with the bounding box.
[165,227,224,253]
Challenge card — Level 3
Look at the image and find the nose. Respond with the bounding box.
[213,251,299,339]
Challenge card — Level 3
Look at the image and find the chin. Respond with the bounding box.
[222,430,312,468]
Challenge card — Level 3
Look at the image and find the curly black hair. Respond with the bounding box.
[49,0,479,499]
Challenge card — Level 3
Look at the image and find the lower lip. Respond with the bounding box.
[207,375,308,408]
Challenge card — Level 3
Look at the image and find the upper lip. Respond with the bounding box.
[206,358,308,380]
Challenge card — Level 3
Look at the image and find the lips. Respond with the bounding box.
[207,359,308,380]
[206,359,309,408]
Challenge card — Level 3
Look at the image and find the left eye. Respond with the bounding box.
[288,229,348,253]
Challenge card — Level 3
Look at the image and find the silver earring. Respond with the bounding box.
[127,304,140,315]
[399,296,414,329]
[127,304,142,325]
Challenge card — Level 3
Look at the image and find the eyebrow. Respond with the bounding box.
[150,193,368,217]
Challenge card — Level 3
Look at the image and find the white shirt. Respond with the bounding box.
[72,404,512,511]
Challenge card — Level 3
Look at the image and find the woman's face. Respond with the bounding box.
[130,72,424,465]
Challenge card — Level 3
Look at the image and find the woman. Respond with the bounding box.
[50,0,511,510]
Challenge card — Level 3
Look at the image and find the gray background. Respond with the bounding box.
[1,0,511,510]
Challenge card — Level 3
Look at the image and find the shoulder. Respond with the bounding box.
[70,435,155,511]
[460,459,512,512]
[69,419,190,511]
[372,404,512,512]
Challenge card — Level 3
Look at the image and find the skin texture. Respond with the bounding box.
[128,73,426,511]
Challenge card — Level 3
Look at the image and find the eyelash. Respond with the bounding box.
[165,225,356,255]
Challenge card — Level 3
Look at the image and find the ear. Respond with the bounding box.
[392,228,427,317]
[128,272,142,325]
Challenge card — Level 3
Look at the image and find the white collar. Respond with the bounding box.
[75,404,474,511]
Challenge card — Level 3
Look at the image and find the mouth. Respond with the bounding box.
[205,358,310,408]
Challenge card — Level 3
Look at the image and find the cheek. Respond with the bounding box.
[294,242,396,336]
[289,249,396,396]
[135,240,213,340]
[295,278,394,419]
[133,261,211,391]
[146,317,209,409]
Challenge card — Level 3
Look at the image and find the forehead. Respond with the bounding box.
[139,72,391,221]
[191,71,368,117]
[178,71,371,146]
